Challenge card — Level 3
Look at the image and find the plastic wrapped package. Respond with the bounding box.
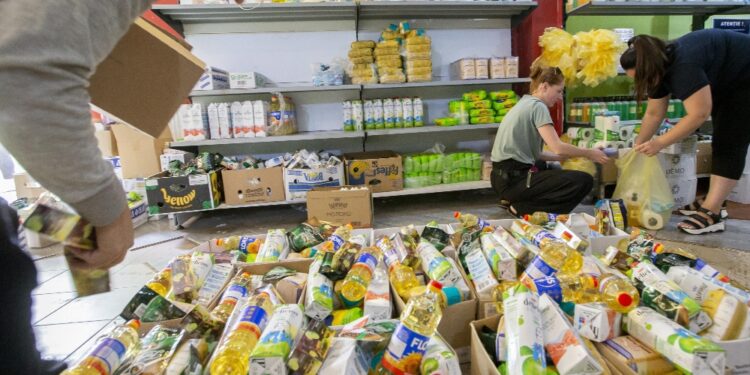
[374,47,400,57]
[350,56,374,65]
[407,73,432,83]
[405,44,431,53]
[312,62,344,87]
[406,67,432,76]
[377,40,399,49]
[352,76,379,85]
[613,150,674,229]
[378,67,403,76]
[406,51,432,60]
[406,60,432,70]
[375,57,402,68]
[379,73,406,84]
[351,65,377,78]
[348,48,373,59]
[405,35,431,46]
[267,94,297,136]
[351,40,375,49]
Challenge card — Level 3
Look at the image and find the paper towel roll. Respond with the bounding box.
[568,127,594,142]
[593,141,616,149]
[614,141,627,149]
[641,209,665,230]
[626,139,635,148]
[619,126,636,141]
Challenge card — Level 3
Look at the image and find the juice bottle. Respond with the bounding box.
[211,272,253,323]
[63,320,141,375]
[522,212,568,226]
[377,236,420,299]
[340,246,381,306]
[453,211,490,231]
[210,290,276,375]
[598,274,639,313]
[145,264,172,297]
[376,281,444,375]
[530,273,599,304]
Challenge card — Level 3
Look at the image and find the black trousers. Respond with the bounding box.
[711,88,750,180]
[0,199,43,374]
[490,160,593,216]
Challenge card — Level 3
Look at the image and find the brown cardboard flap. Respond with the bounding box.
[470,315,502,375]
[342,150,400,161]
[90,18,205,139]
[306,186,373,228]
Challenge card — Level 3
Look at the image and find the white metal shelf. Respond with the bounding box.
[358,1,538,20]
[190,84,361,97]
[362,77,530,90]
[566,0,746,16]
[169,130,365,147]
[152,3,357,23]
[366,123,499,136]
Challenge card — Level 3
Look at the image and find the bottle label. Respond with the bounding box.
[355,253,378,274]
[84,337,127,375]
[238,236,258,254]
[235,304,269,338]
[533,276,563,303]
[477,218,490,230]
[376,238,399,269]
[221,284,248,305]
[694,259,720,278]
[523,256,557,280]
[384,324,430,371]
[330,234,345,251]
[532,231,556,248]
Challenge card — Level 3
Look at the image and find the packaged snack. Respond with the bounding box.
[119,325,184,375]
[539,294,603,374]
[287,222,325,253]
[407,73,432,83]
[503,284,547,374]
[378,67,403,76]
[631,261,703,328]
[121,286,186,322]
[406,67,432,76]
[470,108,496,117]
[405,44,431,53]
[350,56,374,65]
[406,60,432,69]
[380,73,406,84]
[348,48,373,58]
[256,229,289,263]
[331,307,364,327]
[249,304,305,375]
[467,100,492,110]
[625,307,725,375]
[351,40,376,49]
[462,89,487,102]
[470,116,494,125]
[376,59,403,69]
[405,35,431,46]
[287,319,334,375]
[377,40,399,48]
[170,254,197,303]
[407,51,432,60]
[374,47,400,57]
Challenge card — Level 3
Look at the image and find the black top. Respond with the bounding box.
[650,29,750,100]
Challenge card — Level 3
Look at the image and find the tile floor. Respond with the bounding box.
[26,190,750,364]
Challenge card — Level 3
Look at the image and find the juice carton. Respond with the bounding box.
[539,294,603,374]
[305,256,333,320]
[503,284,546,374]
[574,303,623,342]
[594,335,678,375]
[249,304,305,375]
[480,231,518,281]
[625,307,725,375]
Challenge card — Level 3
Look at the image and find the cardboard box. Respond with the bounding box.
[716,337,750,375]
[13,173,47,200]
[95,130,118,157]
[696,141,712,175]
[306,186,373,228]
[222,167,285,205]
[601,157,618,184]
[284,164,345,201]
[594,336,677,375]
[470,315,502,375]
[658,152,697,180]
[343,151,403,193]
[160,152,195,172]
[667,176,697,208]
[229,72,264,89]
[145,170,222,215]
[482,160,492,181]
[557,213,628,255]
[194,67,230,91]
[728,173,750,204]
[111,124,170,179]
[89,18,205,139]
[129,200,148,229]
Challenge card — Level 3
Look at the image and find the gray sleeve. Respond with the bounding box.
[532,102,554,128]
[0,0,153,226]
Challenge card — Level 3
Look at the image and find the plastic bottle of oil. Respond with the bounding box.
[329,224,354,251]
[453,211,490,231]
[376,280,444,374]
[210,290,275,375]
[530,273,599,304]
[215,235,262,254]
[597,274,639,313]
[211,272,253,323]
[63,320,141,375]
[376,236,420,299]
[522,212,569,226]
[517,221,583,279]
[145,264,172,297]
[340,246,381,306]
[491,281,520,315]
[406,284,463,309]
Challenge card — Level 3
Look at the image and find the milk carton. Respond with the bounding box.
[539,294,603,374]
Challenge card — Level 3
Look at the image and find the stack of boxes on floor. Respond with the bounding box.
[657,137,698,209]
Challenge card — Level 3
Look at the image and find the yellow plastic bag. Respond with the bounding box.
[612,150,674,230]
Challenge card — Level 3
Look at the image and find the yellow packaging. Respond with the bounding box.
[407,74,432,83]
[351,40,376,49]
[376,59,402,69]
[351,67,376,77]
[381,30,400,41]
[350,56,374,64]
[348,48,373,59]
[405,36,431,46]
[378,67,403,76]
[406,44,431,53]
[352,63,373,71]
[406,52,432,60]
[701,290,747,341]
[374,47,400,57]
[406,60,432,69]
[594,336,678,375]
[352,77,378,85]
[377,40,399,49]
[407,67,432,76]
[380,74,405,84]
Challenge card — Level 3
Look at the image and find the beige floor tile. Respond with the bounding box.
[36,287,140,325]
[32,292,76,324]
[35,320,114,361]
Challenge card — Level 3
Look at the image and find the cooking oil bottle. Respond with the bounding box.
[517,221,583,282]
[376,280,444,375]
[340,246,381,306]
[63,320,141,375]
[598,274,639,313]
[211,272,253,323]
[523,212,569,226]
[376,236,421,299]
[492,281,519,315]
[215,235,262,254]
[530,273,599,304]
[210,290,275,375]
[453,211,490,231]
[145,264,172,297]
[329,224,353,251]
[406,284,463,309]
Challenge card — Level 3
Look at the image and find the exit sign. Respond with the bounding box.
[714,19,750,34]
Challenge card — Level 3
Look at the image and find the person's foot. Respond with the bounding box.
[498,199,511,209]
[677,206,725,235]
[678,198,728,219]
[507,205,520,218]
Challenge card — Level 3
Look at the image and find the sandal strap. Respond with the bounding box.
[683,213,711,229]
[697,206,722,222]
[681,199,702,211]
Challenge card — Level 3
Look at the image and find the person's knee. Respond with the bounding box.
[562,171,594,196]
[712,143,747,180]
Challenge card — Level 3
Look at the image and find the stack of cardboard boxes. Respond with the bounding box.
[658,138,698,209]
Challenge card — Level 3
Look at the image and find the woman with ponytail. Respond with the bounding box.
[490,65,608,217]
[620,29,750,234]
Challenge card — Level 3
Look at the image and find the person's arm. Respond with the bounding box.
[539,151,565,162]
[538,125,609,164]
[634,96,669,146]
[635,86,711,156]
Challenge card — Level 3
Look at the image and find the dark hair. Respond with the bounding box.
[620,35,669,101]
[529,64,564,92]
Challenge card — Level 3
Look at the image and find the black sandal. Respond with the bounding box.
[678,207,725,235]
[507,205,520,218]
[678,199,728,219]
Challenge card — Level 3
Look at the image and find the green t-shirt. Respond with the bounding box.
[491,95,553,165]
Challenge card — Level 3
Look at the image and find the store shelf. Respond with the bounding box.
[152,3,357,23]
[373,180,491,198]
[366,123,499,136]
[567,0,745,16]
[169,130,364,147]
[190,84,360,97]
[359,1,538,19]
[362,77,530,90]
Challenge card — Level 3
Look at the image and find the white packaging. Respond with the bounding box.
[421,334,461,375]
[447,257,471,300]
[352,100,364,131]
[253,100,269,137]
[256,229,289,262]
[668,176,698,208]
[417,241,463,287]
[490,57,506,79]
[318,338,370,375]
[305,256,333,320]
[240,101,255,138]
[364,100,375,129]
[372,99,384,128]
[658,152,697,180]
[363,264,391,321]
[343,101,354,130]
[189,103,207,140]
[249,304,304,375]
[402,97,414,127]
[479,232,517,281]
[413,97,424,127]
[703,292,747,341]
[491,225,534,265]
[207,103,221,140]
[625,307,726,375]
[393,98,403,127]
[451,58,476,80]
[464,247,499,299]
[573,303,623,342]
[194,66,230,91]
[217,103,232,139]
[504,285,546,374]
[230,102,242,139]
[505,56,519,78]
[383,98,395,128]
[666,266,750,305]
[177,104,193,141]
[475,58,489,80]
[539,294,603,374]
[196,263,233,307]
[229,72,262,89]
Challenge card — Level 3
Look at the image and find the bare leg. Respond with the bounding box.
[702,174,738,214]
